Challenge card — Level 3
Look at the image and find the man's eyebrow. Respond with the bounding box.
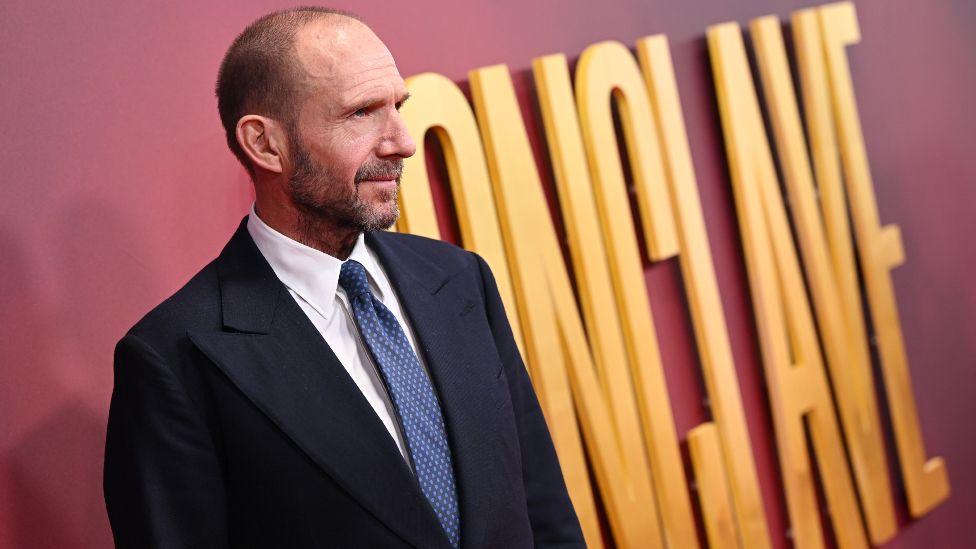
[396,92,411,108]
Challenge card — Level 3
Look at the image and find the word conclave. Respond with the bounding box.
[394,2,950,548]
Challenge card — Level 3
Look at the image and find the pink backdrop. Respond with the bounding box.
[1,1,973,547]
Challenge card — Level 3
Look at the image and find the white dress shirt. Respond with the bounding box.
[246,205,427,466]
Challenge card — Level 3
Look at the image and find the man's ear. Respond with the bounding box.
[236,115,287,174]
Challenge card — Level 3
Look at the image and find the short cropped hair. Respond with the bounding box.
[215,7,361,174]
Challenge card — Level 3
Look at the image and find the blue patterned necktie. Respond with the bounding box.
[338,259,460,547]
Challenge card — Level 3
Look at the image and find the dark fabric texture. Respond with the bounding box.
[103,218,585,548]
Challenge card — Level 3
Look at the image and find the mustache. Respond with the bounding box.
[355,159,404,183]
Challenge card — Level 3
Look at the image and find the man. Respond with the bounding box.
[103,7,584,548]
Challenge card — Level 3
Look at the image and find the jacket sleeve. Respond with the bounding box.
[473,253,586,547]
[103,333,229,549]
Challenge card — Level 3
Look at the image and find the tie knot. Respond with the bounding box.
[339,259,372,300]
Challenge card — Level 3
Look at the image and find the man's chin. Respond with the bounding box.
[356,201,399,232]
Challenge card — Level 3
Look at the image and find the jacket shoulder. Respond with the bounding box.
[123,259,222,351]
[373,231,477,269]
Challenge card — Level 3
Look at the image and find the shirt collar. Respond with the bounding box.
[246,204,384,321]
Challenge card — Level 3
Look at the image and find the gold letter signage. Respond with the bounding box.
[398,2,949,546]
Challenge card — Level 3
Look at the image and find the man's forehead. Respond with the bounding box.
[293,18,398,82]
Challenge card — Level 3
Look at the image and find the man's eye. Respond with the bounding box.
[352,107,368,118]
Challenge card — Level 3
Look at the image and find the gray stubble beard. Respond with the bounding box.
[287,135,403,239]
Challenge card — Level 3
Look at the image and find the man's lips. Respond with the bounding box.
[359,176,399,183]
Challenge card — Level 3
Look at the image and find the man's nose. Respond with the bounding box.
[378,108,417,159]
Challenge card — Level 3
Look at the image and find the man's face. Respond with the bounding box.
[285,19,415,232]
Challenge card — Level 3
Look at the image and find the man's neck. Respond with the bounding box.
[254,202,361,260]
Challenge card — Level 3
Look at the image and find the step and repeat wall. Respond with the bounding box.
[1,0,973,547]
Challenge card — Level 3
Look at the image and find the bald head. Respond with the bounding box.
[215,7,367,173]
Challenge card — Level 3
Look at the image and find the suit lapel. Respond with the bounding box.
[368,232,497,549]
[188,219,452,549]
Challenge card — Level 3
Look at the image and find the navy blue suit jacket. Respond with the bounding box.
[103,218,584,548]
